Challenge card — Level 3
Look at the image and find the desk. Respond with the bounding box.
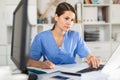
[37,71,81,80]
[35,63,108,80]
[37,71,108,80]
[0,66,28,80]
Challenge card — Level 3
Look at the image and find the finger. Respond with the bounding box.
[88,60,92,67]
[96,58,100,67]
[45,61,55,66]
[93,58,100,68]
[41,63,51,69]
[44,62,51,69]
[44,61,55,68]
[90,58,98,68]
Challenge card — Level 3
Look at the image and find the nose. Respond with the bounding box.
[67,20,73,25]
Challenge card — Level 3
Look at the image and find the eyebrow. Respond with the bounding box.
[65,16,75,20]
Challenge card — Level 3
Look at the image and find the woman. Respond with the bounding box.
[27,2,100,69]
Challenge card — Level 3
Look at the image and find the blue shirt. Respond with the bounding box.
[29,30,91,64]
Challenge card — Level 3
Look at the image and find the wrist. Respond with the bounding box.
[87,54,94,61]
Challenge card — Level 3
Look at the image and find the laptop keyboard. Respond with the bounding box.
[76,64,104,73]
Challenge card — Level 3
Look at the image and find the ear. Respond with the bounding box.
[54,14,58,22]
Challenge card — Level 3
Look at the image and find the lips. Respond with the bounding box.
[65,26,70,29]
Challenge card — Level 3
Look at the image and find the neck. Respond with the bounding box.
[52,26,65,37]
[51,25,66,47]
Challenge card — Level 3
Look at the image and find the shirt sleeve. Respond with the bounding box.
[29,34,42,60]
[75,33,91,58]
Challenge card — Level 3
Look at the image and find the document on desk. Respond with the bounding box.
[27,63,88,74]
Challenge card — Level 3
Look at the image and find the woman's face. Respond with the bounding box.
[55,11,75,32]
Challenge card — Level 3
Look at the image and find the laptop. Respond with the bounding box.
[101,43,120,75]
[77,44,120,75]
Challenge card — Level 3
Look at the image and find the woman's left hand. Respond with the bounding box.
[87,54,100,68]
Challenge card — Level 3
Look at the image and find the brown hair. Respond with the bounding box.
[51,2,76,30]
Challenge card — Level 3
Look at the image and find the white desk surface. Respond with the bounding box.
[0,66,28,80]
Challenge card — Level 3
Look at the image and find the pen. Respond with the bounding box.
[43,54,48,61]
[61,71,81,76]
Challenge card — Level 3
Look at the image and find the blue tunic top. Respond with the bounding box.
[29,30,91,64]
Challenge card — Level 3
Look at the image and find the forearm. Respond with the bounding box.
[27,58,45,68]
[27,58,55,69]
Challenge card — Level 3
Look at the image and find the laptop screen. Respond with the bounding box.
[101,43,120,74]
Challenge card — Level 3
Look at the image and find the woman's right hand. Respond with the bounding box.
[40,60,55,69]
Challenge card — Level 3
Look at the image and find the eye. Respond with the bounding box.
[71,19,74,21]
[65,17,75,22]
[65,17,69,20]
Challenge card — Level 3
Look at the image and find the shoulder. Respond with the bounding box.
[35,30,51,40]
[67,30,83,40]
[67,30,80,37]
[37,30,50,36]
